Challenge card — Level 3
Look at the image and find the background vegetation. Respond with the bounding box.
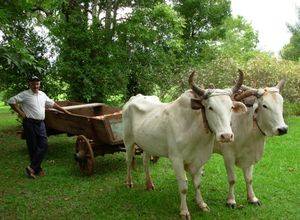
[1,0,300,114]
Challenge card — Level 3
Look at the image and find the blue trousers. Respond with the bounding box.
[23,118,48,174]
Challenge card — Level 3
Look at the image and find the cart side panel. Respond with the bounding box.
[55,101,82,107]
[69,107,98,117]
[45,111,96,139]
[91,113,123,145]
[101,105,122,115]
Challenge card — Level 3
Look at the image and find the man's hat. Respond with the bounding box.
[29,76,40,82]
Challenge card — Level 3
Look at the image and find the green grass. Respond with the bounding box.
[0,102,299,220]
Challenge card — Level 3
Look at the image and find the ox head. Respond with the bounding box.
[189,70,247,143]
[235,78,288,136]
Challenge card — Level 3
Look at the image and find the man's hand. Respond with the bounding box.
[53,103,72,115]
[20,111,27,119]
[9,103,27,119]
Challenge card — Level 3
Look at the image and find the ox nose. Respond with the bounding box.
[220,133,234,142]
[277,127,288,135]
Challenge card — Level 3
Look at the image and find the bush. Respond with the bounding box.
[244,53,300,103]
[184,53,300,116]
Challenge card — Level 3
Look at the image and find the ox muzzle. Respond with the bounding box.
[217,132,234,143]
[277,126,288,136]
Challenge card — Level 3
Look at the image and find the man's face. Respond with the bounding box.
[29,81,40,93]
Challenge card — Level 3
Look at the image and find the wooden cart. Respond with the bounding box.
[45,101,125,176]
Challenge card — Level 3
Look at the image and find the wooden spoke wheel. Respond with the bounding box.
[75,135,95,176]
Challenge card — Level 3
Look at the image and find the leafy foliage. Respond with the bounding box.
[211,16,259,61]
[0,0,63,100]
[173,0,231,61]
[45,1,187,103]
[116,3,185,99]
[281,9,300,61]
[1,0,299,114]
[191,54,300,114]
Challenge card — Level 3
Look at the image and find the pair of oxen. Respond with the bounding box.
[122,70,288,220]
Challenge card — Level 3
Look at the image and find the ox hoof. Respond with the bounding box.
[180,212,191,220]
[199,203,210,212]
[145,186,155,191]
[226,203,236,209]
[249,200,261,206]
[145,180,155,191]
[150,156,160,163]
[201,206,210,212]
[201,170,205,176]
[126,183,134,188]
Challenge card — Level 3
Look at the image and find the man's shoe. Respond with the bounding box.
[37,170,46,177]
[26,166,36,179]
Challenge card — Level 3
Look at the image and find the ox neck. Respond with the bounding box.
[253,118,266,136]
[200,107,213,134]
[189,91,212,134]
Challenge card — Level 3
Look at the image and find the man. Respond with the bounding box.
[7,76,71,179]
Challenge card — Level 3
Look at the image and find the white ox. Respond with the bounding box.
[213,78,288,208]
[122,71,247,219]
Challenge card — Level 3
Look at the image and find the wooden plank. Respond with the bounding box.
[47,103,104,111]
[45,112,96,139]
[60,103,104,110]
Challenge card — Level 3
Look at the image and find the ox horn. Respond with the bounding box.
[276,77,287,92]
[234,83,258,101]
[234,89,257,101]
[241,84,255,91]
[189,71,205,96]
[231,69,244,94]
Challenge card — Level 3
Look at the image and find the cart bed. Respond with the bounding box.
[45,101,123,145]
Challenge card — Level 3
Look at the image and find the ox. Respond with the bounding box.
[213,78,288,208]
[122,71,247,219]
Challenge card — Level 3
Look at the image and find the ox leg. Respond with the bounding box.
[170,158,190,220]
[223,157,237,208]
[242,165,261,206]
[143,152,155,191]
[125,143,136,188]
[192,168,210,212]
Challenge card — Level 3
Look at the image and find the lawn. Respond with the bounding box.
[0,102,299,220]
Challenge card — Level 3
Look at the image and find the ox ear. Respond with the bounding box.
[232,101,247,113]
[191,98,203,110]
[253,102,259,118]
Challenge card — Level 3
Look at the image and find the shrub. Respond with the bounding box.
[184,53,300,115]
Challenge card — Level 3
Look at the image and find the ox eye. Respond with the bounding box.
[209,106,213,111]
[262,104,268,109]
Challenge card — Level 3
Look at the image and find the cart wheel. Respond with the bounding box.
[75,135,95,176]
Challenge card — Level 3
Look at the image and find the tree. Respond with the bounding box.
[45,0,174,103]
[0,0,54,100]
[281,8,300,61]
[172,0,231,62]
[210,16,259,61]
[281,27,300,61]
[116,3,185,99]
[0,0,261,105]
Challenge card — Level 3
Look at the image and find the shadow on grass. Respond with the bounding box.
[0,126,22,136]
[45,134,130,178]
